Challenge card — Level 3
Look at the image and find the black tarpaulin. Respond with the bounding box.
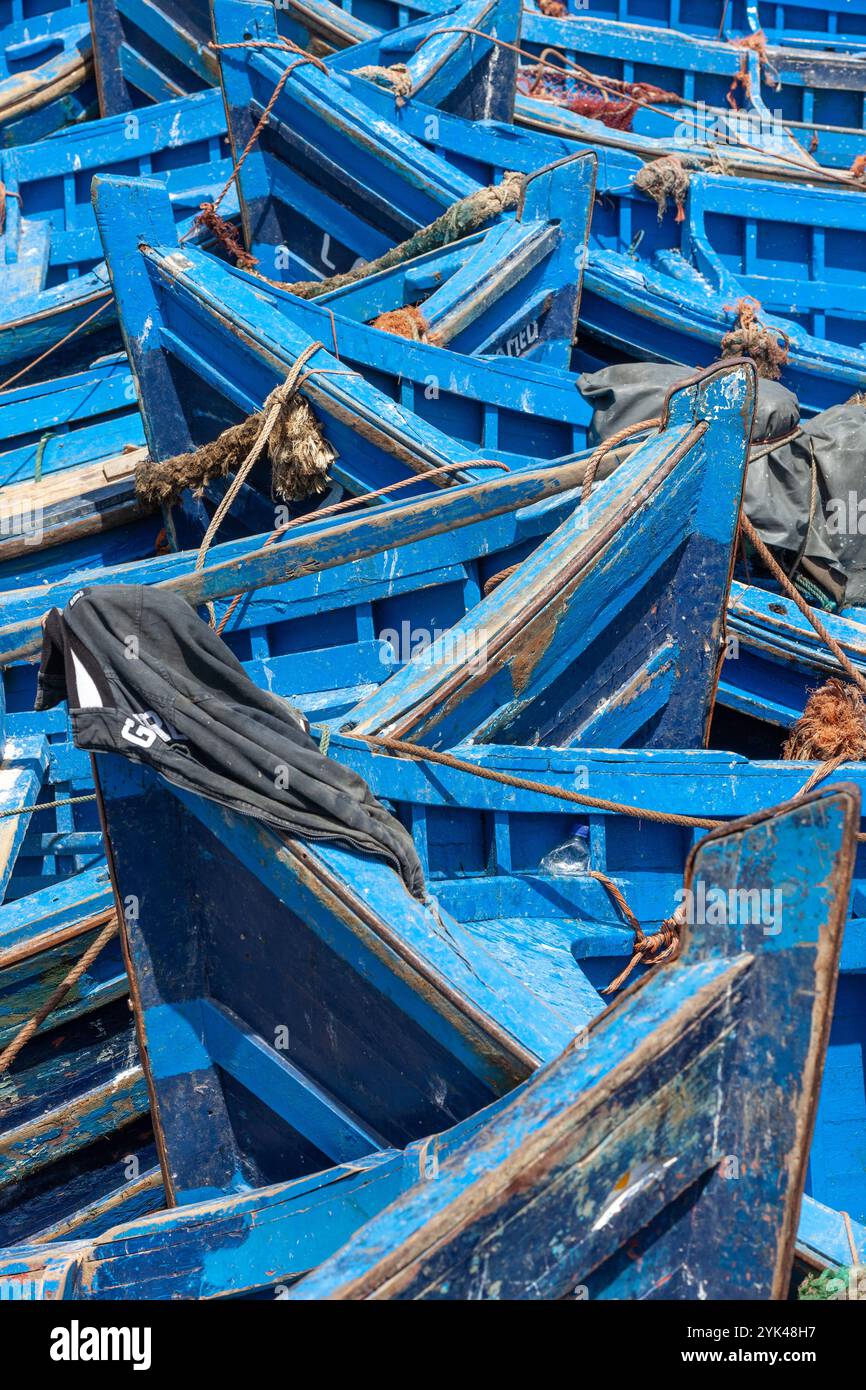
[36,584,426,899]
[577,362,800,447]
[577,363,864,608]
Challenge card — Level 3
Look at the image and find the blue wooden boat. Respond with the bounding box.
[521,1,866,55]
[746,0,866,53]
[0,460,606,1243]
[0,355,757,1243]
[90,158,866,749]
[721,581,866,733]
[0,88,234,375]
[0,14,595,380]
[0,353,142,493]
[87,159,866,741]
[286,0,865,180]
[5,730,866,1257]
[219,2,866,414]
[0,2,96,146]
[0,354,156,589]
[47,1,857,418]
[87,0,217,113]
[0,352,751,738]
[289,789,854,1298]
[515,11,866,176]
[2,763,851,1295]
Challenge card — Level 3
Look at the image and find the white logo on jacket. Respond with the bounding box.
[121,710,182,749]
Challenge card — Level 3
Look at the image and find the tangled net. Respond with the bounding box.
[519,63,680,132]
[782,679,866,762]
[371,305,433,341]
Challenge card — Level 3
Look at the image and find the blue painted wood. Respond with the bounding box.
[0,351,152,584]
[87,0,216,114]
[736,0,866,54]
[41,164,866,739]
[86,158,866,733]
[0,2,96,146]
[0,849,153,1247]
[722,580,866,730]
[0,87,234,372]
[1,785,852,1296]
[521,0,866,55]
[6,732,866,1260]
[12,171,858,741]
[516,11,866,174]
[74,5,865,414]
[294,0,866,412]
[347,360,754,750]
[95,751,576,1205]
[93,175,599,501]
[0,734,49,901]
[0,462,590,1233]
[0,1144,161,1248]
[289,787,856,1299]
[281,0,451,55]
[210,0,592,368]
[0,355,142,488]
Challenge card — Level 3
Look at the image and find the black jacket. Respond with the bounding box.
[37,585,425,898]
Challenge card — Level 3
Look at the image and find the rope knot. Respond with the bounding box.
[602,903,685,995]
[350,62,413,103]
[633,155,692,223]
[138,341,334,519]
[721,296,789,379]
[193,202,258,271]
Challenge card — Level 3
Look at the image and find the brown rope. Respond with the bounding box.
[360,734,721,829]
[0,794,97,819]
[194,203,258,270]
[0,299,112,395]
[721,296,789,378]
[586,868,639,931]
[585,868,682,996]
[187,39,329,240]
[483,562,519,596]
[581,416,660,502]
[195,340,324,621]
[0,917,118,1074]
[411,26,866,189]
[634,155,692,223]
[214,458,511,636]
[797,752,851,795]
[740,515,866,699]
[601,905,684,995]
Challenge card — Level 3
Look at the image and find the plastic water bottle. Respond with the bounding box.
[540,823,591,875]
